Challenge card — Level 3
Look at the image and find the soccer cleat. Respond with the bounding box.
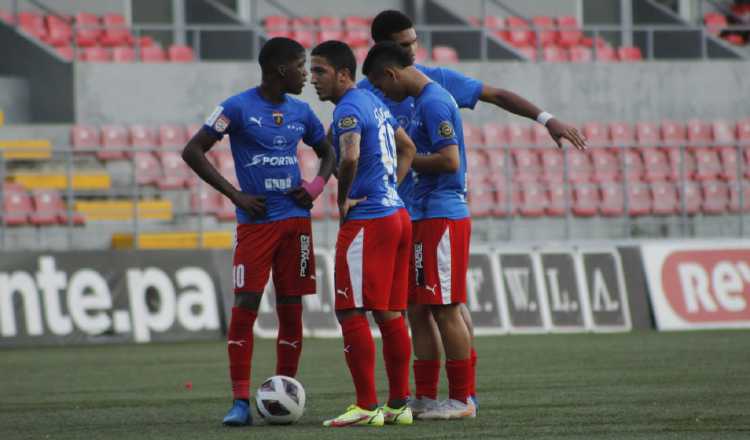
[382,404,413,425]
[222,399,252,426]
[417,398,476,420]
[323,405,384,427]
[468,394,479,414]
[407,396,440,417]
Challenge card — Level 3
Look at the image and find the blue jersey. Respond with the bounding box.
[357,64,482,216]
[203,87,325,224]
[408,82,469,220]
[331,88,404,221]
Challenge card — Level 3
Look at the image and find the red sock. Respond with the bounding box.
[446,358,472,403]
[341,314,377,409]
[227,307,257,400]
[275,303,303,377]
[413,359,440,400]
[469,347,477,397]
[378,316,411,403]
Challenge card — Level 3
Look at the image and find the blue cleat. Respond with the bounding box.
[222,399,252,426]
[468,395,479,414]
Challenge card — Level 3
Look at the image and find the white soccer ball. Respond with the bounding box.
[255,375,306,424]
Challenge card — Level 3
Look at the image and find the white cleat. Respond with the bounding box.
[407,396,440,418]
[417,398,476,420]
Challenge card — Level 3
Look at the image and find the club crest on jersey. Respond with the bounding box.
[273,111,284,126]
[214,115,230,133]
[438,121,454,139]
[338,116,358,130]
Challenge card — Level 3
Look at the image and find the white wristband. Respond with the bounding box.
[536,111,555,126]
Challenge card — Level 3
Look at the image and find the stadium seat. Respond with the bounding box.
[71,124,100,152]
[591,149,620,182]
[693,148,722,180]
[482,123,507,149]
[729,180,750,213]
[463,123,484,148]
[158,152,192,189]
[414,46,429,63]
[468,182,495,217]
[168,44,195,62]
[738,118,750,141]
[507,123,532,147]
[517,46,537,61]
[265,15,289,33]
[546,183,571,216]
[704,12,728,35]
[353,47,368,64]
[686,119,712,147]
[98,124,129,160]
[30,189,84,226]
[531,124,557,148]
[343,16,370,47]
[466,150,489,181]
[432,46,459,63]
[531,16,557,47]
[318,16,343,41]
[651,181,678,215]
[622,149,645,181]
[512,149,541,182]
[129,124,157,153]
[610,122,634,146]
[627,181,652,216]
[485,149,509,179]
[133,152,162,186]
[100,13,131,46]
[518,183,547,217]
[542,45,569,62]
[567,150,593,183]
[556,16,582,47]
[506,16,533,47]
[0,9,15,24]
[617,46,643,61]
[141,45,166,63]
[292,28,316,48]
[492,181,518,217]
[56,45,74,61]
[541,149,564,183]
[636,122,660,147]
[599,182,625,216]
[112,46,136,63]
[582,122,609,146]
[718,146,745,181]
[159,124,188,149]
[81,46,111,63]
[572,183,599,217]
[3,185,32,225]
[666,148,696,181]
[18,11,46,40]
[216,193,236,221]
[44,15,72,46]
[568,46,592,62]
[595,45,618,62]
[678,181,703,214]
[191,187,221,216]
[661,120,687,145]
[641,148,670,182]
[702,180,729,214]
[74,12,101,47]
[712,120,737,146]
[298,149,320,181]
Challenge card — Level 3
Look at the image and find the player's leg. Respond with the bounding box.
[324,220,383,427]
[223,224,276,426]
[458,218,478,409]
[271,218,317,377]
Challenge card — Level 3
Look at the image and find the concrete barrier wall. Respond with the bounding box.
[0,77,30,123]
[75,60,750,126]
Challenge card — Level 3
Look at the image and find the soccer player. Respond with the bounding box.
[181,37,336,426]
[359,10,588,415]
[309,40,417,427]
[363,41,475,419]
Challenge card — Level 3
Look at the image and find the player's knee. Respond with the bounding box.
[372,310,400,324]
[335,308,363,323]
[234,292,262,310]
[429,303,459,324]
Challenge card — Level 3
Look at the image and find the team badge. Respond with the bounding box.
[214,115,230,133]
[438,121,454,138]
[273,111,284,126]
[338,116,358,130]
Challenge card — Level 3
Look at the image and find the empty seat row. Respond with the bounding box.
[265,15,371,48]
[57,44,194,63]
[9,11,136,48]
[704,10,749,46]
[71,123,208,158]
[2,184,85,226]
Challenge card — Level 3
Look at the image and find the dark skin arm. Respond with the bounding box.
[479,85,587,150]
[287,136,336,209]
[181,129,266,218]
[394,127,416,184]
[411,144,460,174]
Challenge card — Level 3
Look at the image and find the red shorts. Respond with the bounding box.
[410,217,471,305]
[335,209,412,311]
[232,217,316,296]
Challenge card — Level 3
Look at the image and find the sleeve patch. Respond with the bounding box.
[213,115,230,133]
[337,115,358,130]
[205,105,224,125]
[438,121,455,138]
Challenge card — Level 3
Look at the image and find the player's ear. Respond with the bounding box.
[278,64,287,77]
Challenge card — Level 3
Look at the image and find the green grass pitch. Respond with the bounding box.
[1,331,748,439]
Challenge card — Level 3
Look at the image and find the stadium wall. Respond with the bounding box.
[73,61,750,126]
[0,76,30,123]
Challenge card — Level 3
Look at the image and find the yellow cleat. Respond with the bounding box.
[323,405,384,427]
[382,404,414,425]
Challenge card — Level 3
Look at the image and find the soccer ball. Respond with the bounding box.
[255,375,306,424]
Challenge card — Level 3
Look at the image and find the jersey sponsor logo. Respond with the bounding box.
[337,115,358,130]
[299,234,311,278]
[264,177,292,191]
[286,123,305,133]
[249,116,263,127]
[273,135,288,149]
[214,115,230,133]
[438,121,454,139]
[273,111,284,126]
[414,242,425,286]
[247,154,298,167]
[205,105,223,125]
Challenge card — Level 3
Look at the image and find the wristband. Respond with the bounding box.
[536,111,555,126]
[301,176,325,200]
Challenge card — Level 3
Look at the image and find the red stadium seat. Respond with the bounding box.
[507,123,532,147]
[546,183,571,216]
[531,16,557,47]
[557,16,582,47]
[265,15,289,32]
[702,180,729,214]
[661,120,687,145]
[678,181,703,215]
[159,124,188,148]
[582,122,609,146]
[18,11,46,40]
[610,122,634,146]
[30,189,84,226]
[129,125,157,159]
[353,47,368,64]
[3,185,32,225]
[568,46,592,62]
[567,150,593,183]
[343,16,370,47]
[168,44,194,62]
[100,13,132,47]
[414,47,429,63]
[595,45,618,62]
[738,118,750,142]
[74,12,101,47]
[292,29,316,48]
[0,9,15,24]
[666,148,696,181]
[482,123,507,149]
[641,148,670,182]
[627,182,652,216]
[432,46,459,63]
[600,183,625,216]
[45,15,72,46]
[591,149,620,183]
[693,148,722,180]
[729,180,750,213]
[71,124,100,152]
[651,181,678,215]
[216,193,236,221]
[506,16,533,47]
[191,187,221,216]
[463,123,484,148]
[517,46,537,61]
[56,45,74,61]
[704,12,728,35]
[636,122,660,147]
[485,149,509,179]
[141,45,166,63]
[112,46,135,63]
[541,149,564,183]
[298,149,320,181]
[686,119,712,146]
[718,147,745,181]
[468,182,495,217]
[318,16,342,31]
[98,124,128,160]
[622,149,645,181]
[319,28,344,42]
[617,46,643,61]
[712,120,737,146]
[518,183,547,217]
[572,183,599,217]
[532,124,557,148]
[81,46,111,63]
[133,152,162,186]
[158,151,192,189]
[512,149,541,182]
[542,45,569,62]
[466,150,489,181]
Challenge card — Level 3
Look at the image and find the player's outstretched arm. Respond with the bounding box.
[337,131,363,221]
[479,86,586,150]
[411,145,460,174]
[393,127,416,184]
[182,129,266,217]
